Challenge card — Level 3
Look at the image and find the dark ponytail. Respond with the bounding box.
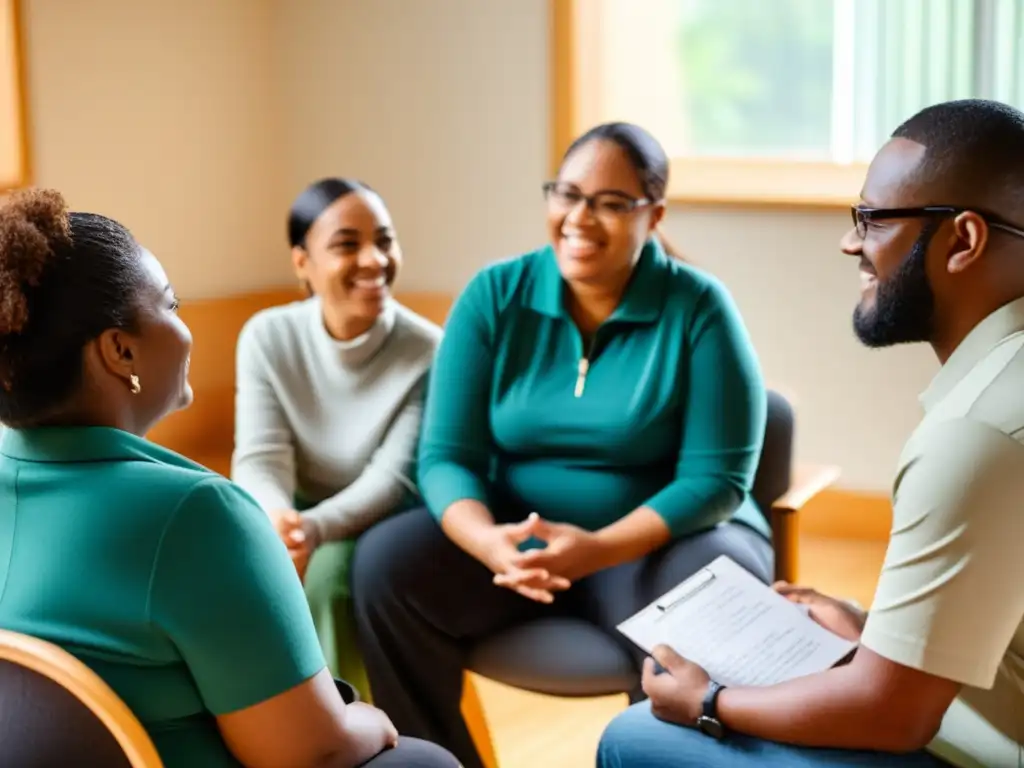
[654,229,687,262]
[287,178,374,248]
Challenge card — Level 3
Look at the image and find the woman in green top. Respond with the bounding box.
[352,123,772,768]
[0,189,456,768]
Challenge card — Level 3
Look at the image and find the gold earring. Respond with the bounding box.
[129,374,141,395]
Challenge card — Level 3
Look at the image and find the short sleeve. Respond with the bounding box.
[148,478,326,714]
[861,417,1024,688]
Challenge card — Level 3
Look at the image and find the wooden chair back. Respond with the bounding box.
[0,629,163,768]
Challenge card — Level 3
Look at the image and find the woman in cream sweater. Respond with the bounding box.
[232,178,441,699]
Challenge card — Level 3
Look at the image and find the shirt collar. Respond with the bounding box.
[920,296,1024,411]
[524,238,670,323]
[0,425,206,471]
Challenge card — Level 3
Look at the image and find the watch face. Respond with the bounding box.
[696,716,725,739]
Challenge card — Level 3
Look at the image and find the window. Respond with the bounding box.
[0,0,27,191]
[551,0,1024,206]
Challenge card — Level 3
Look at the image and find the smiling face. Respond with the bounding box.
[292,189,401,339]
[843,138,940,347]
[547,139,664,288]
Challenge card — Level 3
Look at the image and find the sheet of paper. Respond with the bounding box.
[617,555,857,688]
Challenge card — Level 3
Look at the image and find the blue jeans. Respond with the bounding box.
[597,702,950,767]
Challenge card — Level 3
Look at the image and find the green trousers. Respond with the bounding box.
[302,539,371,702]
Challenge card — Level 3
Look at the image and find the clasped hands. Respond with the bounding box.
[637,583,869,727]
[270,509,322,582]
[480,512,610,603]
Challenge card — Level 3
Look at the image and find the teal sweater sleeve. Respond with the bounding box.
[418,270,495,519]
[643,277,767,537]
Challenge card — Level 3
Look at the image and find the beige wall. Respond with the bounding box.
[274,0,937,490]
[19,0,938,490]
[21,0,294,296]
[275,0,550,289]
[666,206,937,491]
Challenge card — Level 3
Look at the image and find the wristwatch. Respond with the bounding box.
[695,681,727,739]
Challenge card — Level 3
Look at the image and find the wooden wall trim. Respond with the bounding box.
[0,0,30,189]
[152,283,894,548]
[146,288,454,467]
[549,0,577,176]
[798,488,892,542]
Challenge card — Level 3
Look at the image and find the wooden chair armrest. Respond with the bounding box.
[772,463,841,513]
[769,463,841,584]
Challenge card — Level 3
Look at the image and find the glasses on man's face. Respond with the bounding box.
[851,205,1024,241]
[543,181,651,218]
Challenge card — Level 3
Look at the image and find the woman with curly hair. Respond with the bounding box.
[0,189,456,768]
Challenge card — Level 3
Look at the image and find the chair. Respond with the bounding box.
[0,629,164,768]
[459,389,840,767]
[335,677,360,703]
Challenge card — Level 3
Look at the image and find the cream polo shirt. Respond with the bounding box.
[861,297,1024,768]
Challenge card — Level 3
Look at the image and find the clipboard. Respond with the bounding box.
[617,555,857,688]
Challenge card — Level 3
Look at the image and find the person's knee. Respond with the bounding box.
[597,703,654,767]
[401,738,459,767]
[365,737,459,767]
[598,702,715,767]
[350,508,439,610]
[303,541,354,603]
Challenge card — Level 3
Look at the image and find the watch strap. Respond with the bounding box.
[702,681,726,721]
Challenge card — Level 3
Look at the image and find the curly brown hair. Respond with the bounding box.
[0,188,145,427]
[0,189,71,335]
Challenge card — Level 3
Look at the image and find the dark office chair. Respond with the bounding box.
[460,389,840,767]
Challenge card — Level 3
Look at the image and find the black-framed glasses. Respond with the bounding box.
[851,205,1024,241]
[543,181,653,217]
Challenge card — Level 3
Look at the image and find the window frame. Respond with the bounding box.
[549,0,870,209]
[0,0,29,192]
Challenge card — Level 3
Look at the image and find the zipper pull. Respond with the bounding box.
[574,358,589,398]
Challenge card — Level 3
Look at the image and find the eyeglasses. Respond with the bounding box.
[851,205,1024,241]
[543,181,653,217]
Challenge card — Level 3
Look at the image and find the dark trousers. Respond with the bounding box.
[358,737,459,767]
[351,507,773,768]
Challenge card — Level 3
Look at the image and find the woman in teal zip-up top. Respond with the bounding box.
[352,123,772,768]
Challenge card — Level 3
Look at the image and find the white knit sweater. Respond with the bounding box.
[231,297,441,540]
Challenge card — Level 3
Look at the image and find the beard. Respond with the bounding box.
[852,224,937,348]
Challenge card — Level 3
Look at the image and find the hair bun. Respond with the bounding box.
[0,188,71,335]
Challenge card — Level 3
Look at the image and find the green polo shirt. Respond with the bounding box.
[0,426,326,768]
[418,239,769,539]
